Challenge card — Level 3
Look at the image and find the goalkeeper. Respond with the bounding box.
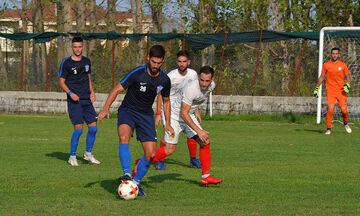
[313,47,351,135]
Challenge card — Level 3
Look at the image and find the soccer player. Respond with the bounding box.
[98,45,174,196]
[154,50,202,170]
[59,37,100,166]
[313,47,352,135]
[152,66,223,186]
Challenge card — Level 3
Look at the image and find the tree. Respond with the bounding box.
[57,0,72,67]
[32,0,47,85]
[76,0,86,56]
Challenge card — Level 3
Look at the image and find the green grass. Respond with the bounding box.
[1,113,360,215]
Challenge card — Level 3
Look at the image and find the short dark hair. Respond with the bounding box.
[199,66,215,78]
[177,50,190,59]
[331,47,340,53]
[72,37,83,43]
[149,45,165,58]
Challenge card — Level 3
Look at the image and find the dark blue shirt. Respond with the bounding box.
[59,56,92,100]
[120,65,171,115]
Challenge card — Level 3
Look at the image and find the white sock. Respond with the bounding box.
[202,174,210,178]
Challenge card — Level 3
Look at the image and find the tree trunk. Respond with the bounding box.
[32,0,46,85]
[135,0,144,64]
[150,2,163,33]
[76,0,87,56]
[57,0,72,67]
[0,42,7,83]
[107,0,117,31]
[22,0,28,81]
[88,0,97,55]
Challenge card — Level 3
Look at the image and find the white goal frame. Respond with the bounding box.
[316,26,360,124]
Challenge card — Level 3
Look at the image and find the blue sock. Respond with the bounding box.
[70,129,83,156]
[86,126,98,152]
[119,143,131,175]
[134,156,152,183]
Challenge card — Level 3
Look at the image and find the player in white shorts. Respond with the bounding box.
[153,66,223,186]
[155,50,202,170]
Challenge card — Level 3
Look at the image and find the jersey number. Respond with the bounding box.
[140,86,146,92]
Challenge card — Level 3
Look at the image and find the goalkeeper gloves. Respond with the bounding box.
[313,86,320,98]
[344,82,350,93]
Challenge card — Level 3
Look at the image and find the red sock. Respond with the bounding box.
[187,138,197,158]
[152,147,167,163]
[199,144,211,175]
[341,108,349,125]
[326,108,334,129]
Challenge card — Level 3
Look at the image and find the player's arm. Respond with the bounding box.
[344,73,351,93]
[181,102,209,144]
[195,107,202,124]
[98,83,125,121]
[59,77,79,101]
[162,96,174,136]
[88,74,96,103]
[155,93,163,127]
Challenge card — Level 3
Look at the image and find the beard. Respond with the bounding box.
[178,66,188,73]
[148,63,160,75]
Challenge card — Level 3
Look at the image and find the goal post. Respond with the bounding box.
[317,26,360,124]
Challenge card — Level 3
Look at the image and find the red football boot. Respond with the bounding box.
[132,159,141,178]
[201,175,223,186]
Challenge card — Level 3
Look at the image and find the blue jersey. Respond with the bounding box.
[59,56,92,100]
[120,65,171,115]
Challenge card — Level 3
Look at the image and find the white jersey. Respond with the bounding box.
[167,68,198,103]
[172,79,215,115]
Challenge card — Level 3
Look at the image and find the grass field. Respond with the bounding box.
[1,113,360,216]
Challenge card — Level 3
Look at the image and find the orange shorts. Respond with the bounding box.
[326,91,347,107]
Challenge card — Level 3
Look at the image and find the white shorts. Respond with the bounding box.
[164,111,201,145]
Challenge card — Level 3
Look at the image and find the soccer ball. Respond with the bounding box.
[117,180,138,200]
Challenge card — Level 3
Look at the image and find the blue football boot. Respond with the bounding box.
[190,157,202,168]
[137,184,146,196]
[155,161,166,170]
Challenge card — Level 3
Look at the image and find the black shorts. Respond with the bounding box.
[117,107,157,142]
[67,99,97,125]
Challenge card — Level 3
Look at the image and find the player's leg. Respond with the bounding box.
[187,138,201,168]
[67,99,84,166]
[83,100,100,164]
[325,94,336,135]
[338,93,352,133]
[181,115,222,185]
[131,112,158,196]
[153,113,181,170]
[117,108,136,182]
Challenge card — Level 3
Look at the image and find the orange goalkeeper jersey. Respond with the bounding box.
[321,60,349,93]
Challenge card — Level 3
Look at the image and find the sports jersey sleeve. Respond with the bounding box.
[86,59,91,74]
[343,63,349,75]
[321,63,327,75]
[59,58,70,78]
[160,77,171,98]
[120,71,137,89]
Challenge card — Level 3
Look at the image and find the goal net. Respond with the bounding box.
[317,27,360,125]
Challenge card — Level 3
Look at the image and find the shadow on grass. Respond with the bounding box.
[85,173,200,197]
[296,129,323,134]
[45,151,88,164]
[162,158,191,168]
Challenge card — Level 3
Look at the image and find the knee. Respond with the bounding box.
[119,135,130,143]
[327,108,334,115]
[165,145,176,155]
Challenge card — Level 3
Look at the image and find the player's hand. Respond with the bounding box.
[197,129,209,144]
[90,92,96,103]
[155,114,162,127]
[98,110,110,122]
[344,82,351,93]
[313,86,320,98]
[165,124,175,138]
[70,93,80,101]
